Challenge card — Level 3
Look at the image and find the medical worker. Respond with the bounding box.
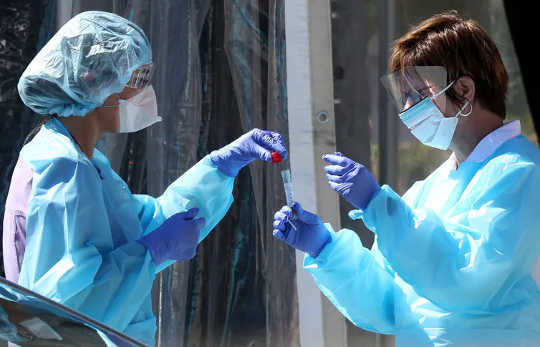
[273,12,540,347]
[2,11,287,346]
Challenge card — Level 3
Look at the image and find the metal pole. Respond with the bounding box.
[378,0,397,188]
[56,0,73,28]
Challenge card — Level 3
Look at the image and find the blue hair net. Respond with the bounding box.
[18,11,152,117]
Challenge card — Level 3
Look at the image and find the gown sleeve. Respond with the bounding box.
[304,225,419,335]
[131,155,235,272]
[19,158,156,332]
[351,159,540,312]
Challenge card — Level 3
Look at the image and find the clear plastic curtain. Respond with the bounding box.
[220,1,298,346]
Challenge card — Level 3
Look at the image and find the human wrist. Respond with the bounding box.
[308,228,332,258]
[355,184,381,210]
[351,167,381,209]
[137,234,165,266]
[209,149,243,177]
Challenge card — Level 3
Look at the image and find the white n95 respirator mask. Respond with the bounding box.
[118,85,161,133]
[399,81,471,150]
[103,85,161,133]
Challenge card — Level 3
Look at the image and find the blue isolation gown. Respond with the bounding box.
[305,128,540,346]
[17,118,235,346]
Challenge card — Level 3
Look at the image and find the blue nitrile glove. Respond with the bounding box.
[272,202,331,258]
[322,152,380,210]
[210,128,288,177]
[137,208,206,265]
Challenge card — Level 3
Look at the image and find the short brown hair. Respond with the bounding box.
[389,12,508,118]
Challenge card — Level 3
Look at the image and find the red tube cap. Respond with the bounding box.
[271,152,283,163]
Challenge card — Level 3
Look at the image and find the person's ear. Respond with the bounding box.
[453,76,475,104]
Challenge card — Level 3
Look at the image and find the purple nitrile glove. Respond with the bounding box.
[322,152,380,210]
[272,202,331,258]
[137,208,206,266]
[210,128,288,177]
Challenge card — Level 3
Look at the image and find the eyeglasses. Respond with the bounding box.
[126,63,153,89]
[400,86,433,112]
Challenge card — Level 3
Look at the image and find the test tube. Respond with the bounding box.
[280,169,297,230]
[281,169,294,206]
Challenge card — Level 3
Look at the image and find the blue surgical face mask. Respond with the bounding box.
[399,81,470,150]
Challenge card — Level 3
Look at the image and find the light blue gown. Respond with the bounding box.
[18,118,235,346]
[305,134,540,346]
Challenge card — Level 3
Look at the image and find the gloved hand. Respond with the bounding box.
[322,152,380,210]
[137,208,206,265]
[210,129,288,177]
[272,202,331,258]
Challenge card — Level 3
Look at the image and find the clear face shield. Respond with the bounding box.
[380,66,464,150]
[380,66,451,114]
[102,62,160,133]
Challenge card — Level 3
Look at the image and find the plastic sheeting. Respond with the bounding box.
[220,1,298,346]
